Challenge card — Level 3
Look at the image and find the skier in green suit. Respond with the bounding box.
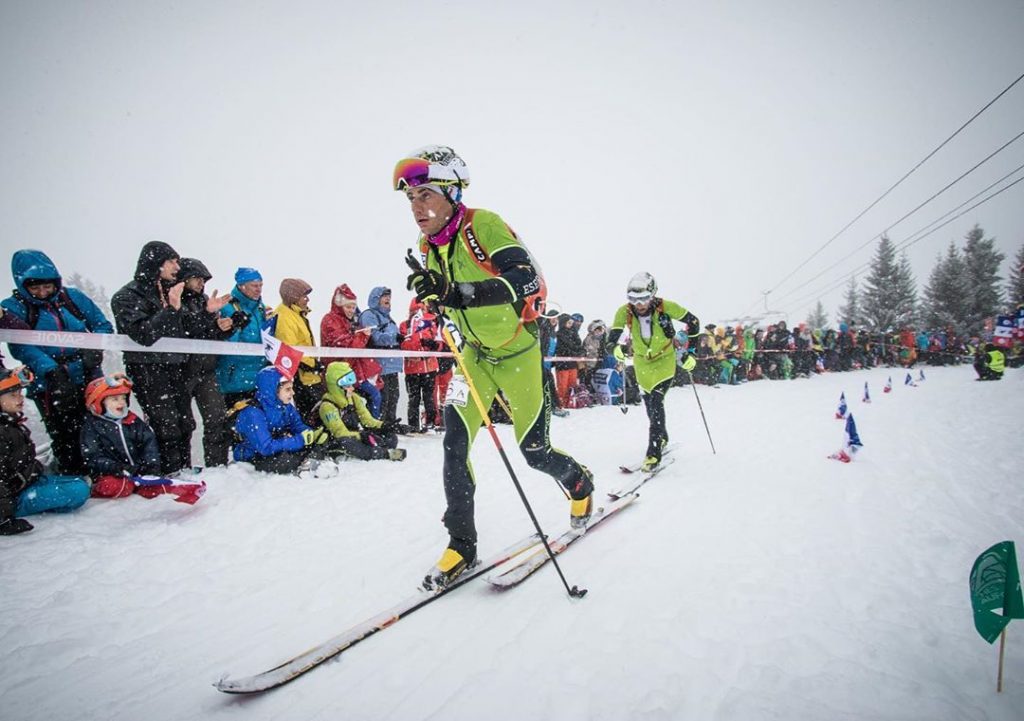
[606,273,700,472]
[394,145,594,590]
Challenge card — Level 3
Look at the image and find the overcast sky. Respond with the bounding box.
[2,1,1022,329]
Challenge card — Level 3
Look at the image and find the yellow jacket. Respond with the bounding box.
[272,303,320,386]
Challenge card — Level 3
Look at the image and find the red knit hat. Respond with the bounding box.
[339,284,357,301]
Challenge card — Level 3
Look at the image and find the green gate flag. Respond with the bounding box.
[969,541,1024,643]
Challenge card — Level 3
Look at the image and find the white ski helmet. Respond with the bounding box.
[393,145,470,203]
[626,272,657,304]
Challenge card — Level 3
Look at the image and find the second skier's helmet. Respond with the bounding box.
[626,272,657,304]
[393,145,471,203]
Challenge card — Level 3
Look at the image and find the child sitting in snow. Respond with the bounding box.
[80,374,205,504]
[234,366,329,474]
[319,362,405,461]
[1,366,90,535]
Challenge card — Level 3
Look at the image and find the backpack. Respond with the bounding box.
[420,209,548,326]
[12,288,89,329]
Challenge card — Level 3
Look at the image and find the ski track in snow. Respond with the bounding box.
[1,366,1022,720]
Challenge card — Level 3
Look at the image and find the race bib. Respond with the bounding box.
[445,373,470,407]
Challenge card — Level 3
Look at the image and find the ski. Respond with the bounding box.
[618,443,680,474]
[214,532,543,694]
[485,493,639,591]
[607,456,676,500]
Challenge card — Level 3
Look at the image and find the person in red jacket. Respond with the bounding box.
[320,283,383,418]
[399,299,440,432]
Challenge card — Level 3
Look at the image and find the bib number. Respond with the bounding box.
[445,373,470,408]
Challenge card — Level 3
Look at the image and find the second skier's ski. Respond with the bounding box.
[607,456,676,500]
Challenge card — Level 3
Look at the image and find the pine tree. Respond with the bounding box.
[806,300,829,330]
[837,276,861,328]
[894,252,919,328]
[1004,243,1024,311]
[64,272,112,317]
[961,224,1004,334]
[921,242,971,333]
[860,235,918,332]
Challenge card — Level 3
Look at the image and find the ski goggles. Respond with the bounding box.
[393,158,464,192]
[100,374,133,391]
[335,370,358,388]
[393,158,433,191]
[627,291,653,304]
[0,366,34,395]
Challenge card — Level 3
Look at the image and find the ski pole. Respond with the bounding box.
[405,250,586,598]
[687,372,716,455]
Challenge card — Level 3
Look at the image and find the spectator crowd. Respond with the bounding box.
[1,243,1020,536]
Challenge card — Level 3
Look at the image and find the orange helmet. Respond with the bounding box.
[84,374,133,416]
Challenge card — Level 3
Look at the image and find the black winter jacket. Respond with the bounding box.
[0,411,43,521]
[80,411,161,477]
[181,287,232,376]
[111,241,187,366]
[554,317,584,371]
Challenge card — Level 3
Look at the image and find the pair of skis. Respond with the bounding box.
[214,450,677,694]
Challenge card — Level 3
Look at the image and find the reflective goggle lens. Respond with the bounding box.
[393,158,432,191]
[0,367,33,393]
[337,371,357,387]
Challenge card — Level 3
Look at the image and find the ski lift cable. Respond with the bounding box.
[737,70,1024,317]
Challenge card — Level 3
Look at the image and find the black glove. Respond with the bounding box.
[45,367,78,411]
[406,269,467,308]
[395,332,407,345]
[379,419,400,435]
[230,310,252,331]
[80,349,104,376]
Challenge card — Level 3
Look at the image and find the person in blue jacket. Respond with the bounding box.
[217,267,271,409]
[2,249,113,474]
[234,366,327,474]
[359,287,403,425]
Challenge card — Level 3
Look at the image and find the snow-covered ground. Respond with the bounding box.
[2,365,1022,721]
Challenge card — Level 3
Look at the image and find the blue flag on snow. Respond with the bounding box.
[845,414,863,450]
[835,392,847,419]
[905,372,916,387]
[918,369,925,381]
[829,413,863,462]
[862,381,871,403]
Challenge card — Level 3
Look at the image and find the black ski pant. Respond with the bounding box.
[380,373,400,423]
[34,391,87,476]
[440,344,592,562]
[542,367,560,409]
[253,450,308,474]
[127,362,194,474]
[186,369,229,467]
[325,435,394,461]
[405,372,437,430]
[642,378,672,461]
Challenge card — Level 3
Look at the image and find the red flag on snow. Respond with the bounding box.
[261,328,305,380]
